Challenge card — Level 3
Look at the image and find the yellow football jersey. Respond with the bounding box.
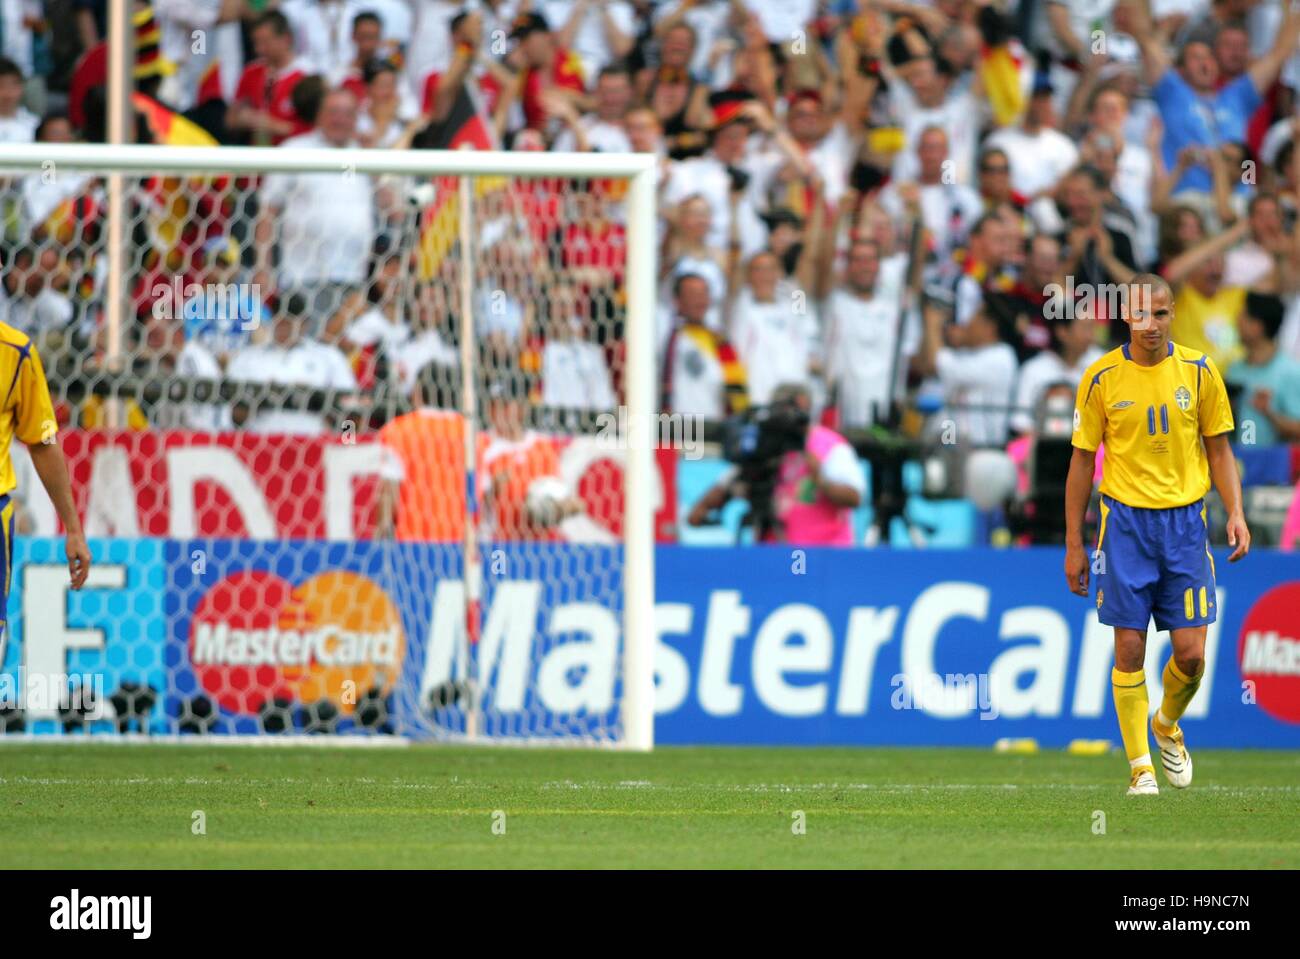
[1072,341,1234,510]
[0,322,58,499]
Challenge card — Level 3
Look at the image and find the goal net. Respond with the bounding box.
[0,143,656,750]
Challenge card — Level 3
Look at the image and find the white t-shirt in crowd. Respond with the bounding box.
[983,125,1080,199]
[176,338,234,431]
[879,181,984,263]
[653,0,731,78]
[889,85,981,187]
[552,115,632,154]
[1153,0,1208,18]
[731,284,820,406]
[0,107,39,144]
[1010,346,1104,435]
[225,337,358,435]
[663,150,780,258]
[1,0,39,76]
[283,0,411,85]
[0,286,74,335]
[154,0,244,109]
[823,283,918,430]
[1277,294,1300,363]
[935,342,1020,446]
[1114,143,1155,264]
[261,131,375,286]
[393,328,458,395]
[405,0,461,89]
[346,307,411,359]
[1038,0,1116,58]
[358,0,414,61]
[474,285,526,341]
[356,102,417,148]
[542,337,617,411]
[541,0,636,81]
[743,0,816,42]
[1247,1,1300,87]
[797,122,855,206]
[667,323,726,419]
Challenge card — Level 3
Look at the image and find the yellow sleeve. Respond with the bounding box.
[1198,355,1235,437]
[13,341,57,445]
[1072,366,1105,452]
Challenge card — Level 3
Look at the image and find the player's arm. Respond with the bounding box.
[1064,447,1095,596]
[1065,366,1105,595]
[15,343,89,589]
[1204,433,1249,562]
[1200,354,1249,560]
[27,441,90,589]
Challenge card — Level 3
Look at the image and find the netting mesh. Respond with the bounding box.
[1,155,638,744]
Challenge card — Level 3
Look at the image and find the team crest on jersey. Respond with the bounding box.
[1175,386,1192,411]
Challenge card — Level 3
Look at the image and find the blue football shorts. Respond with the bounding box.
[1094,494,1217,632]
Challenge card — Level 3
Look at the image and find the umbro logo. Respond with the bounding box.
[1112,401,1134,409]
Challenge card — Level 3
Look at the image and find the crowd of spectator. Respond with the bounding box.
[0,0,1299,472]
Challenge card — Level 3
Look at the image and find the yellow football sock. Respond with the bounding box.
[1156,658,1204,732]
[1112,667,1152,771]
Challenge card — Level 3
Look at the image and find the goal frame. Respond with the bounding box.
[0,143,658,752]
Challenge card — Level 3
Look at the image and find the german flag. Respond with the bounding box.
[411,75,494,151]
[976,4,1026,128]
[414,174,510,282]
[980,45,1025,128]
[131,93,229,294]
[132,92,218,147]
[40,193,102,247]
[195,60,224,106]
[410,75,506,281]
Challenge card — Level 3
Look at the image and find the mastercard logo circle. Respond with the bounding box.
[189,570,405,716]
[1238,582,1300,725]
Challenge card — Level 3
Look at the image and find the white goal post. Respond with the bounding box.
[0,143,657,751]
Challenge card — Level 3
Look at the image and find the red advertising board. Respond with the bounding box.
[58,429,677,542]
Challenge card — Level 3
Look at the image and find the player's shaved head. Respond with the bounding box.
[1128,273,1173,302]
[1124,274,1174,321]
[1122,273,1175,355]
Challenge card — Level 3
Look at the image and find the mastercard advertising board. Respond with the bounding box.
[163,539,623,738]
[166,541,446,736]
[2,540,1298,745]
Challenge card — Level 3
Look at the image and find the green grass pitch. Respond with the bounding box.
[1,744,1297,869]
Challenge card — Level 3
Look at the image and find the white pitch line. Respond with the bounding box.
[0,777,1296,794]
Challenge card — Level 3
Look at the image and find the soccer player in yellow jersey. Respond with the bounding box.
[1065,275,1249,796]
[0,322,90,653]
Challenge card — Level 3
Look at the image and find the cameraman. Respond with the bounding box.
[687,383,865,546]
